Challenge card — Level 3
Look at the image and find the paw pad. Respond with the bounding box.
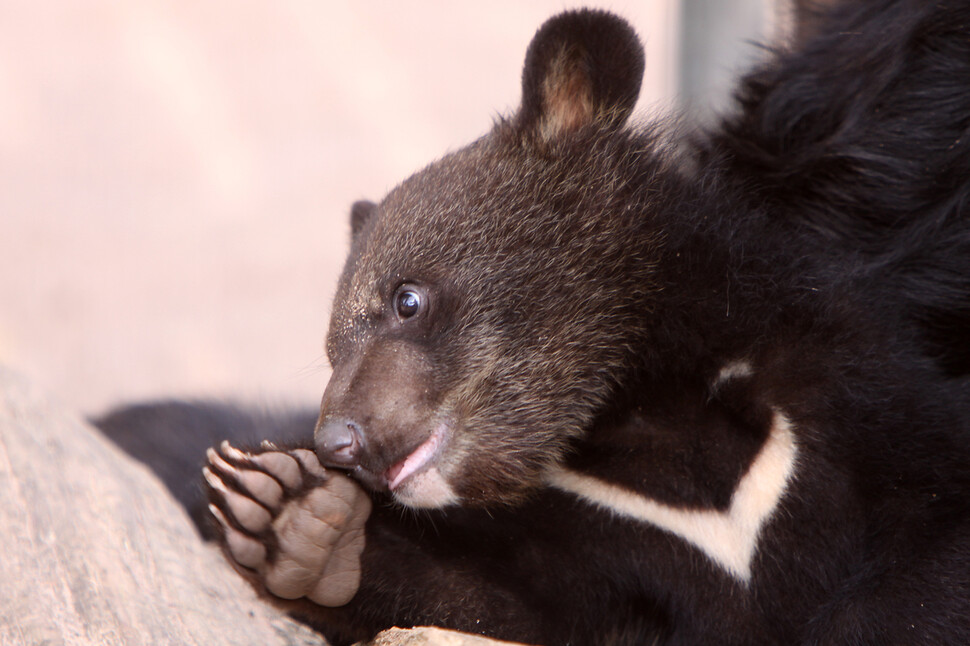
[205,442,371,606]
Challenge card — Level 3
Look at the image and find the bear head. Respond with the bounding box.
[316,10,671,509]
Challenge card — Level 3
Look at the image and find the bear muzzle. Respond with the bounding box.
[314,413,456,501]
[315,417,364,468]
[315,338,461,506]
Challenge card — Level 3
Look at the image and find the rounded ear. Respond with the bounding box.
[349,200,378,240]
[516,10,645,141]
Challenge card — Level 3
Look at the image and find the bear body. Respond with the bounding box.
[102,2,970,645]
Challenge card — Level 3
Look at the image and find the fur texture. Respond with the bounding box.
[712,0,970,377]
[99,3,970,645]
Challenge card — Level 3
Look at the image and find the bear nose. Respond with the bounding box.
[315,417,364,467]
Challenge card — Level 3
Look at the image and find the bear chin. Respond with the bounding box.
[391,465,459,508]
[384,422,459,508]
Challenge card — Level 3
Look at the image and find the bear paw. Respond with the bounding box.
[204,441,371,606]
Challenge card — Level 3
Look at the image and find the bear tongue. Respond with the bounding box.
[384,424,447,491]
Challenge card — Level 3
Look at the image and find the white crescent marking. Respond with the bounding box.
[546,410,798,583]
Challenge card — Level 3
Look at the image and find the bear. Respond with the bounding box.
[103,2,970,645]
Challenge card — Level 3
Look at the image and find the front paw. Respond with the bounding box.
[204,441,371,606]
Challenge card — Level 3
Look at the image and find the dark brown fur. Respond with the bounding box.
[99,4,970,645]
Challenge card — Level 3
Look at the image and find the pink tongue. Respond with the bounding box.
[385,460,406,489]
[384,427,444,491]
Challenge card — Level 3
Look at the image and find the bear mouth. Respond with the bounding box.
[384,422,450,491]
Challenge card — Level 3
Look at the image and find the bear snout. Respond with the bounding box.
[314,416,364,468]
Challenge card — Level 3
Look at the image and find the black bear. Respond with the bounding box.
[103,2,970,645]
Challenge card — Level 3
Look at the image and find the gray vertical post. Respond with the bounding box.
[678,0,773,122]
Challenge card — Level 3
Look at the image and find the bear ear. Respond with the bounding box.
[516,10,645,141]
[349,200,378,240]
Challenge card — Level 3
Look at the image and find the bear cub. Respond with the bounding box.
[113,2,970,645]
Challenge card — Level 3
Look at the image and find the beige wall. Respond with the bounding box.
[0,2,691,414]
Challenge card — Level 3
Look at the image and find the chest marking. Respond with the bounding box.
[546,410,797,583]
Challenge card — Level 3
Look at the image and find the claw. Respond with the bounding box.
[221,440,251,462]
[206,447,239,476]
[203,466,230,494]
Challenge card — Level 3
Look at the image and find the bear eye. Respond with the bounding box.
[394,285,424,320]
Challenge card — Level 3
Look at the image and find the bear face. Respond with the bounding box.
[316,10,673,509]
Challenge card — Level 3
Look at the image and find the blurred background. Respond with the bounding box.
[0,1,781,415]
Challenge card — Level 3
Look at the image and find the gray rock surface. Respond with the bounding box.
[0,366,524,646]
[367,627,529,646]
[0,366,327,646]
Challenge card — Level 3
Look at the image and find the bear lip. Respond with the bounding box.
[384,422,450,491]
